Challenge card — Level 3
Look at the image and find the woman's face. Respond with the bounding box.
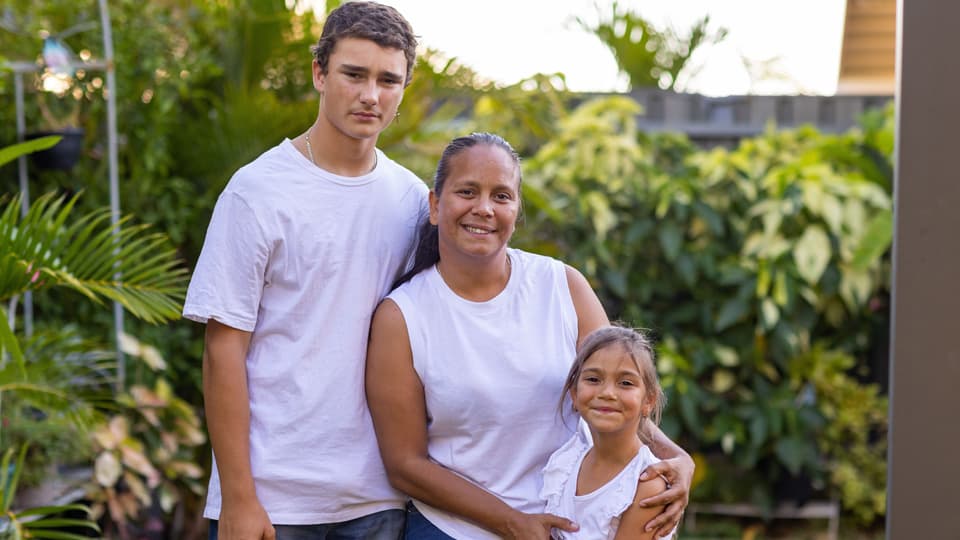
[429,144,521,262]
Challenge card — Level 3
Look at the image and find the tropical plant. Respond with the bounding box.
[578,1,728,90]
[1,137,190,538]
[0,445,100,540]
[86,337,206,539]
[516,96,892,523]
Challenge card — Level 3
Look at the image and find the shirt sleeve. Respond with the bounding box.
[182,190,270,332]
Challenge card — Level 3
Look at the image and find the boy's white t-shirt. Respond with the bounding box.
[183,139,428,524]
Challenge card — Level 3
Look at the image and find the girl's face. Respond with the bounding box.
[429,145,520,262]
[571,345,652,436]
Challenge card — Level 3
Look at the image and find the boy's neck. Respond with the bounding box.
[302,120,379,177]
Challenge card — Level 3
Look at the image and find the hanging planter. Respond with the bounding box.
[24,128,85,171]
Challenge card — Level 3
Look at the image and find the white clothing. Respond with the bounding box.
[183,139,428,523]
[540,431,678,540]
[387,249,580,539]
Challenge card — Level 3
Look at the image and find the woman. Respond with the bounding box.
[366,133,692,539]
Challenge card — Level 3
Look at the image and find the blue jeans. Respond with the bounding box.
[209,508,405,540]
[403,502,454,540]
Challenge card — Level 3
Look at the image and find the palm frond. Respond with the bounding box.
[0,446,100,538]
[0,192,188,324]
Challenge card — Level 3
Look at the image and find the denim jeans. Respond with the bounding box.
[209,508,405,540]
[403,502,454,540]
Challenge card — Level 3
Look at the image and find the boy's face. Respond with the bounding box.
[313,37,407,142]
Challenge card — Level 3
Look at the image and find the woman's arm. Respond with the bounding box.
[365,299,576,540]
[613,475,669,540]
[564,265,609,344]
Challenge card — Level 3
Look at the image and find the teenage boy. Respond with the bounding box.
[183,3,425,539]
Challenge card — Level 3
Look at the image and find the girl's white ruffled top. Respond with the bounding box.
[540,430,679,539]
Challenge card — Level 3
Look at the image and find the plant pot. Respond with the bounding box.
[24,128,85,171]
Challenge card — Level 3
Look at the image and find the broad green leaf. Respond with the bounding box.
[716,298,749,331]
[851,209,893,271]
[0,316,26,377]
[95,451,122,487]
[603,268,628,299]
[840,269,873,310]
[843,198,867,239]
[657,222,683,261]
[714,345,739,367]
[692,201,725,235]
[775,436,814,475]
[760,298,780,330]
[821,193,844,235]
[773,271,790,306]
[793,225,831,284]
[0,136,61,167]
[675,253,697,286]
[755,260,771,297]
[721,432,736,454]
[749,414,768,447]
[711,369,736,393]
[585,192,617,241]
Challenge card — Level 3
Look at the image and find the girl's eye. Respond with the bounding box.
[583,376,600,384]
[620,380,635,387]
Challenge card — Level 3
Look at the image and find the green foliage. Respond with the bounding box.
[1,193,188,324]
[0,446,100,540]
[793,347,887,525]
[2,0,895,532]
[86,361,206,538]
[0,135,191,536]
[516,96,892,523]
[579,2,727,90]
[0,137,61,168]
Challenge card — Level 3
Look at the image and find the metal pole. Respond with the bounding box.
[98,0,124,393]
[14,72,33,338]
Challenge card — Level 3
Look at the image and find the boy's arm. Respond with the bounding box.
[614,475,669,540]
[203,319,275,540]
[366,300,577,540]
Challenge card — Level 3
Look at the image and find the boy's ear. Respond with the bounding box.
[312,59,326,93]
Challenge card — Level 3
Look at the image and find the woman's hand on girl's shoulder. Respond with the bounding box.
[635,455,693,537]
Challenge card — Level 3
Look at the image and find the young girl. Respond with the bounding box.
[540,326,679,540]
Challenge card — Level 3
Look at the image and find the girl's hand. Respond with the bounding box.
[636,455,694,537]
[502,510,579,540]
